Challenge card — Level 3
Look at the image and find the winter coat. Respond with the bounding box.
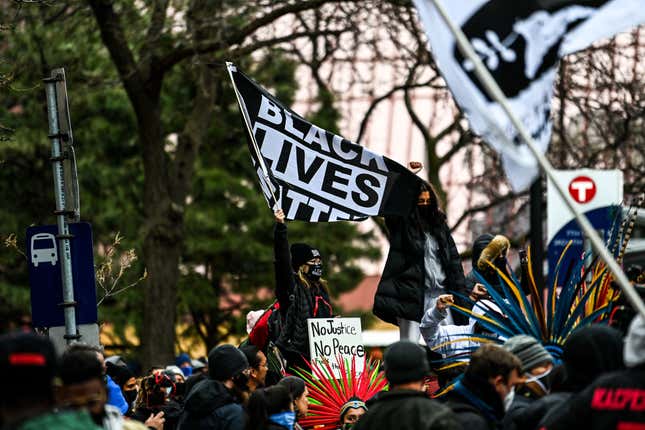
[501,392,569,430]
[540,365,645,430]
[273,223,333,368]
[9,410,102,430]
[107,374,129,415]
[176,379,244,430]
[132,400,183,430]
[443,373,506,430]
[353,389,461,430]
[374,212,468,326]
[419,300,504,358]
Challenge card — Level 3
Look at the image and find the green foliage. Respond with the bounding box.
[0,2,381,354]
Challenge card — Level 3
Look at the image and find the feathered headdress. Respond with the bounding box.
[434,202,640,377]
[292,356,387,430]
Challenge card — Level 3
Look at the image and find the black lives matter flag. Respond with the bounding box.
[227,64,421,222]
[414,0,644,190]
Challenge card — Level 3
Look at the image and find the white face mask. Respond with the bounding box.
[503,386,515,411]
[525,367,553,395]
[165,387,172,396]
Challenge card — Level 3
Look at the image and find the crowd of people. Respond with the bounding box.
[1,315,644,430]
[2,160,644,430]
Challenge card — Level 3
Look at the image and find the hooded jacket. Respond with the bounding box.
[540,316,645,430]
[374,209,467,326]
[420,300,504,358]
[353,389,461,430]
[443,372,506,430]
[177,379,244,430]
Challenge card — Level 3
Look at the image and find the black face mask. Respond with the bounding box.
[123,389,138,406]
[306,263,322,280]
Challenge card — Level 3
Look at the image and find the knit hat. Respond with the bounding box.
[278,375,306,399]
[106,361,134,387]
[503,335,553,374]
[384,340,429,385]
[290,243,321,271]
[176,352,191,367]
[0,332,57,401]
[624,315,645,368]
[208,344,249,381]
[562,325,623,391]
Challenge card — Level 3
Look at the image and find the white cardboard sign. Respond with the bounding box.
[307,317,365,378]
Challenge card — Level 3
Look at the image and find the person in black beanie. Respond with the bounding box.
[277,376,308,430]
[0,332,100,430]
[505,325,624,430]
[177,344,250,430]
[354,341,460,430]
[273,208,333,371]
[105,361,138,415]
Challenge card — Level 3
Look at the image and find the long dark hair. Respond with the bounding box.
[412,181,447,233]
[246,385,292,430]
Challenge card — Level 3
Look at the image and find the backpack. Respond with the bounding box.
[248,301,282,351]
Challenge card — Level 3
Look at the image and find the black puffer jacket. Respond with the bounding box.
[273,223,333,369]
[354,389,461,430]
[176,379,244,430]
[374,210,467,325]
[541,365,645,430]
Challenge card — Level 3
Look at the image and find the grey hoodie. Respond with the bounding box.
[624,314,645,368]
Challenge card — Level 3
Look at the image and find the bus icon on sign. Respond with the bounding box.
[31,233,58,267]
[568,176,597,204]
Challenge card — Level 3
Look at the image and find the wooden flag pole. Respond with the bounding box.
[429,0,645,318]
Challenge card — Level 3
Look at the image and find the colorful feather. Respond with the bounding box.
[292,355,388,430]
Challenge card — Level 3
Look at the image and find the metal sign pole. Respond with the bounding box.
[43,69,79,344]
[429,0,645,318]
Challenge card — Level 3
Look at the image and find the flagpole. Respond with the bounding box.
[225,62,280,210]
[428,0,645,318]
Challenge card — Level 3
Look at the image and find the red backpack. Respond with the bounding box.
[248,301,282,351]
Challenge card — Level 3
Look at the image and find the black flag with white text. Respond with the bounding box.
[227,64,421,222]
[414,0,644,190]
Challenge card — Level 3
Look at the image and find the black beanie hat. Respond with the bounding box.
[106,361,134,387]
[563,325,624,391]
[290,243,321,271]
[0,332,57,402]
[472,234,494,268]
[278,375,306,399]
[208,344,249,381]
[384,340,429,385]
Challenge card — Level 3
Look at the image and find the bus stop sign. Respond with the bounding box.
[26,222,97,327]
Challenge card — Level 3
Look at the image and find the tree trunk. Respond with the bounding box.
[138,102,183,368]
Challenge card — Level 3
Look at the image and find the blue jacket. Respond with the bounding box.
[106,374,128,415]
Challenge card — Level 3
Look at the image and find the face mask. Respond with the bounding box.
[164,386,172,396]
[269,411,296,430]
[181,366,193,377]
[503,386,515,411]
[123,389,138,406]
[307,263,322,279]
[342,424,355,430]
[525,367,553,396]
